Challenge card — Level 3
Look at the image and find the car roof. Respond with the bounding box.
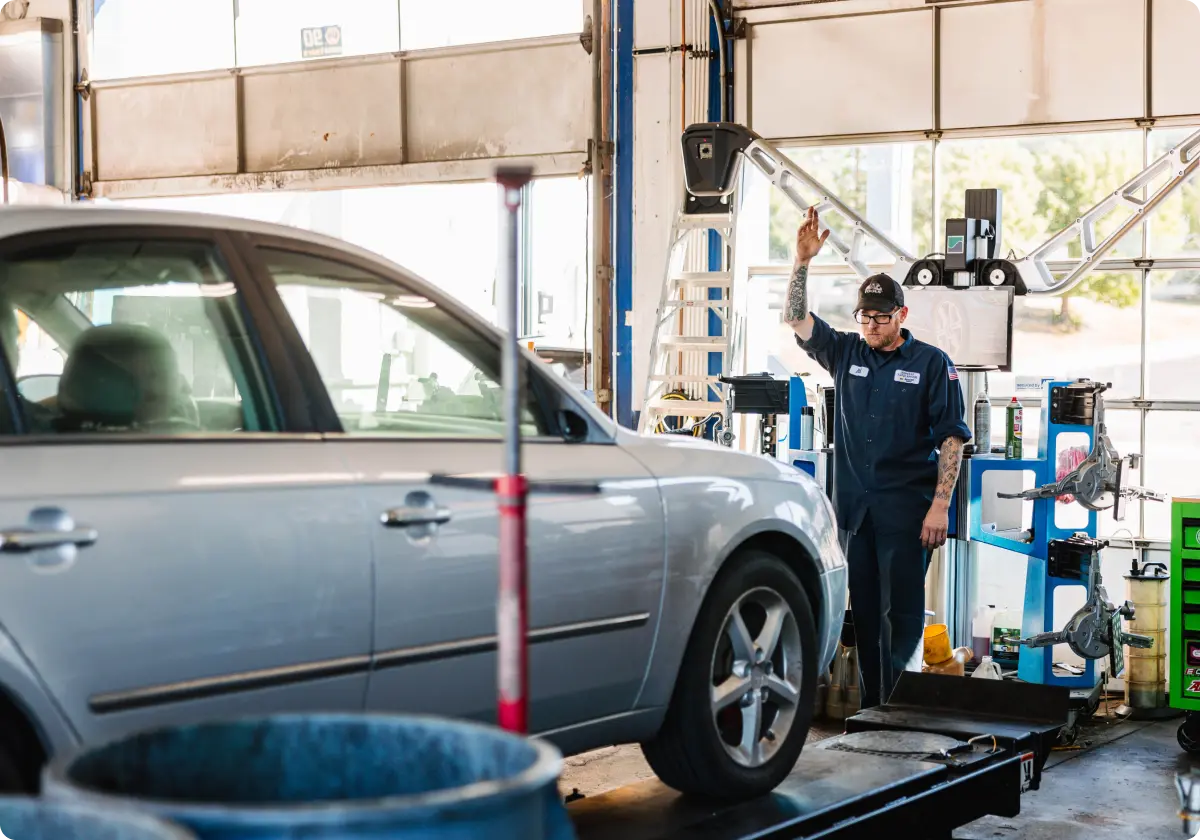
[0,204,439,296]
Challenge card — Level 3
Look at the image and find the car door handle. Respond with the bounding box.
[381,506,452,528]
[0,527,99,553]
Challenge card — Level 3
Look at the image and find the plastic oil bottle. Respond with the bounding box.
[972,604,999,663]
[1005,397,1024,460]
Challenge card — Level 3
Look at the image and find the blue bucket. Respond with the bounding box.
[0,795,194,840]
[41,714,576,840]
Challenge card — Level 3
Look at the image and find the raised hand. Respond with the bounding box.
[795,205,831,264]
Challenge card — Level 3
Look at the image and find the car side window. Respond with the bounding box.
[0,237,274,435]
[257,247,549,439]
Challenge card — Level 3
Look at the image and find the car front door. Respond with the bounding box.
[242,239,665,735]
[0,227,373,746]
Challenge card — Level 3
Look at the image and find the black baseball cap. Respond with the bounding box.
[855,273,905,313]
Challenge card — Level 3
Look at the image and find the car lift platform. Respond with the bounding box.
[569,673,1069,840]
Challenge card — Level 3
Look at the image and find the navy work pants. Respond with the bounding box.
[843,511,932,709]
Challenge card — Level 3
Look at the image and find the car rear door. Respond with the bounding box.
[0,225,373,745]
[237,236,666,735]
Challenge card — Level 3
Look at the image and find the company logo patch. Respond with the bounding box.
[947,235,965,253]
[1188,679,1200,694]
[850,365,869,378]
[895,370,921,385]
[864,281,883,295]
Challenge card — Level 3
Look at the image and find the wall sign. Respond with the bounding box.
[301,25,343,59]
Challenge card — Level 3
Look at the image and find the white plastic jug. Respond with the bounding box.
[972,655,1003,679]
[971,605,999,663]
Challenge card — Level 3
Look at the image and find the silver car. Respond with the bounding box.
[0,206,846,800]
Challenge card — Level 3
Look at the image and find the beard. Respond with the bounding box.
[864,330,898,350]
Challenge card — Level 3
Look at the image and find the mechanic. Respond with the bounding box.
[785,206,972,709]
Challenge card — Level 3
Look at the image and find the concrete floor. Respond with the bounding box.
[559,705,1191,838]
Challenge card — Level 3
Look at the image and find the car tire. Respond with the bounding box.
[642,549,818,801]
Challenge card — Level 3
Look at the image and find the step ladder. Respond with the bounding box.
[637,196,740,436]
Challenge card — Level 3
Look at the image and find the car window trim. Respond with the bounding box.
[234,233,604,443]
[0,224,310,438]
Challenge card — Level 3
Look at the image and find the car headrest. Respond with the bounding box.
[57,324,185,429]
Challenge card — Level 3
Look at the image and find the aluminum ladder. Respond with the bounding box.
[637,191,739,436]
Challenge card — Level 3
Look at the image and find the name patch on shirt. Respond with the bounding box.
[850,365,869,378]
[895,369,921,384]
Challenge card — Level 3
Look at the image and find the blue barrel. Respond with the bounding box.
[0,795,194,840]
[41,714,576,840]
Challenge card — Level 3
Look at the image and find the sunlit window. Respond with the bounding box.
[1148,127,1200,258]
[770,142,933,267]
[92,0,235,79]
[234,0,400,67]
[399,0,584,50]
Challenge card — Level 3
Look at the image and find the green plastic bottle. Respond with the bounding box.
[1005,397,1024,460]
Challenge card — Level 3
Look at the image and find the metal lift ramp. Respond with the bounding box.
[570,673,1069,840]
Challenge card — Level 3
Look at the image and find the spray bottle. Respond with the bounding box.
[1005,397,1024,460]
[973,392,991,455]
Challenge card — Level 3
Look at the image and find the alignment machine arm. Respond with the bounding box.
[1015,128,1200,295]
[996,380,1167,511]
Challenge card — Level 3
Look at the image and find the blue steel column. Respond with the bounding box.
[614,0,635,428]
[706,3,726,410]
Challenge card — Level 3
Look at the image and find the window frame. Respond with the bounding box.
[233,232,614,445]
[0,224,321,442]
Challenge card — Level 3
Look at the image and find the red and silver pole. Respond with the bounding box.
[495,166,533,734]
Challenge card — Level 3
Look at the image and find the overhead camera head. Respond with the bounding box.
[905,188,1027,294]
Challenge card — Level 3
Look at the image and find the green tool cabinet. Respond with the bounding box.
[1172,497,1200,751]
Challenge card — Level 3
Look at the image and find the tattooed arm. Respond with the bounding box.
[787,206,830,342]
[922,436,965,550]
[786,260,814,339]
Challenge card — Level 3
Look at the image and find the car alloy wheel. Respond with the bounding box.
[710,586,803,768]
[640,549,817,800]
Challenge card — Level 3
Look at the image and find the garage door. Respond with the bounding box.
[84,33,594,199]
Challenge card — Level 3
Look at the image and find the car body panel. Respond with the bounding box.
[0,441,373,746]
[0,623,79,756]
[613,430,846,710]
[331,438,665,733]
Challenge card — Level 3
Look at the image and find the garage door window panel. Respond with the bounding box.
[0,237,275,436]
[257,248,549,439]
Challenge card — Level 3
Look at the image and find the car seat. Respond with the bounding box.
[55,323,199,433]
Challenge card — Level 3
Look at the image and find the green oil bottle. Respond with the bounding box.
[1005,396,1023,460]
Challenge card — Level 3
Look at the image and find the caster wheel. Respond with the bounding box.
[1178,716,1200,755]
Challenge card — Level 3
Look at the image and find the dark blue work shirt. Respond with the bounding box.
[797,315,972,534]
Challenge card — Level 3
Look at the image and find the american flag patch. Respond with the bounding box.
[948,363,959,380]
